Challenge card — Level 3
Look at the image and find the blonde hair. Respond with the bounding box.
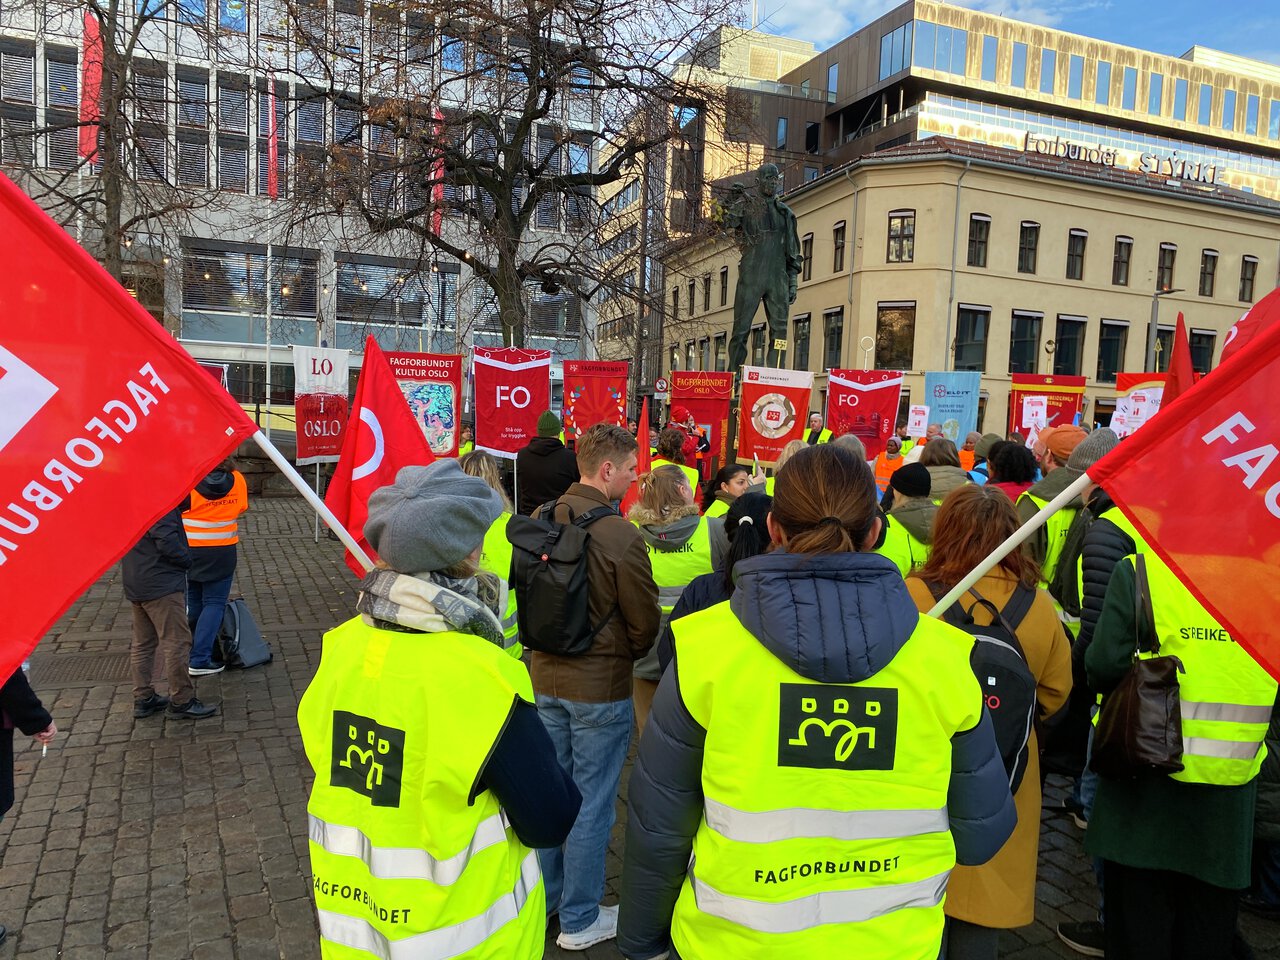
[458,450,513,514]
[628,464,699,523]
[775,439,806,470]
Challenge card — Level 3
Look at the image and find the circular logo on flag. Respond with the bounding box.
[751,392,796,439]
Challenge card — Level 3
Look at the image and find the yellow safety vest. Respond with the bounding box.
[703,499,731,520]
[670,601,984,960]
[478,512,521,658]
[875,515,929,577]
[298,617,544,960]
[651,458,700,490]
[640,516,714,614]
[182,471,248,546]
[808,428,833,444]
[457,440,475,457]
[1124,552,1276,786]
[1017,490,1077,587]
[764,476,775,496]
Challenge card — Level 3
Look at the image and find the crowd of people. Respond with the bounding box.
[297,412,1280,960]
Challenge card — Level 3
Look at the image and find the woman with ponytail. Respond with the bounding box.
[618,445,1017,960]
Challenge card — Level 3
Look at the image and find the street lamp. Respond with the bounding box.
[1145,287,1185,372]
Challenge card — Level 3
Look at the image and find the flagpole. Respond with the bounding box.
[925,470,1094,618]
[250,430,375,572]
[265,240,273,443]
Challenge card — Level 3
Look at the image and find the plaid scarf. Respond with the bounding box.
[356,569,505,647]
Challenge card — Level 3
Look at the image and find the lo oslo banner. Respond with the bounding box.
[293,346,350,466]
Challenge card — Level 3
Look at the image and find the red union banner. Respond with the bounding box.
[293,346,350,465]
[1008,373,1086,436]
[473,347,552,457]
[0,171,256,660]
[563,360,628,441]
[737,366,813,465]
[671,371,734,466]
[1087,289,1280,680]
[826,370,903,458]
[386,352,464,459]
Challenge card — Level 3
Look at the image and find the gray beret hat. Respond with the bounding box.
[1067,427,1120,473]
[364,460,504,574]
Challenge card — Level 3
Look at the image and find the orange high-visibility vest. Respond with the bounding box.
[958,449,976,472]
[183,471,248,547]
[874,453,905,494]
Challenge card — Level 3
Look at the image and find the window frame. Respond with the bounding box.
[967,213,990,268]
[1096,319,1129,384]
[1198,249,1218,298]
[1053,315,1088,377]
[1008,310,1042,375]
[832,221,846,272]
[886,209,915,264]
[875,301,916,371]
[1112,235,1132,286]
[801,232,813,281]
[1240,255,1259,302]
[1065,228,1087,281]
[1157,242,1177,291]
[823,308,844,370]
[1018,221,1040,274]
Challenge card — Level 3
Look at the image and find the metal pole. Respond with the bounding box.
[1145,288,1160,372]
[313,464,322,543]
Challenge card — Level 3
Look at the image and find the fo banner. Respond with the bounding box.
[826,370,903,459]
[1008,374,1086,440]
[1112,373,1167,438]
[737,366,813,465]
[386,352,464,458]
[563,360,628,441]
[923,371,981,442]
[671,371,734,466]
[293,346,349,466]
[473,347,552,458]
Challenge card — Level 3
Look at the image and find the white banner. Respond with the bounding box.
[293,346,350,395]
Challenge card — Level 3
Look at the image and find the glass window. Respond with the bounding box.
[801,233,813,281]
[441,34,465,73]
[670,344,680,373]
[827,62,838,95]
[700,338,711,371]
[1039,49,1056,95]
[1054,317,1087,376]
[776,116,787,149]
[686,341,696,371]
[875,302,916,370]
[1011,42,1027,88]
[1068,55,1083,99]
[833,221,846,272]
[687,279,695,316]
[750,328,767,365]
[719,266,729,306]
[955,306,989,372]
[1095,61,1111,105]
[703,275,711,311]
[1270,100,1280,140]
[823,309,844,370]
[219,84,249,133]
[937,26,952,74]
[1157,243,1177,291]
[967,214,990,267]
[1018,221,1039,274]
[887,209,915,263]
[1247,95,1260,136]
[1241,256,1258,302]
[1122,67,1137,110]
[793,315,811,371]
[1173,78,1188,120]
[1199,250,1218,297]
[1112,236,1132,286]
[914,21,935,69]
[1190,331,1215,374]
[46,56,78,108]
[1096,322,1128,383]
[1148,73,1163,115]
[714,334,727,372]
[803,166,818,182]
[671,286,679,318]
[1066,229,1087,280]
[881,32,893,81]
[178,76,208,128]
[1222,89,1236,131]
[1008,312,1041,374]
[981,35,997,83]
[1197,83,1213,125]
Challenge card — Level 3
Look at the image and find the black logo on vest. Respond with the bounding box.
[777,684,897,771]
[331,711,405,807]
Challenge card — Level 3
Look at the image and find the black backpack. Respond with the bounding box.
[506,501,618,656]
[929,582,1038,793]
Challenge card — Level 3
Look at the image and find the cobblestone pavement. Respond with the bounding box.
[11,497,1277,959]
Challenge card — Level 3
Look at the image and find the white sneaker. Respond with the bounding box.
[555,903,618,951]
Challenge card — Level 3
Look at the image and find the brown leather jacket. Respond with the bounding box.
[530,482,660,703]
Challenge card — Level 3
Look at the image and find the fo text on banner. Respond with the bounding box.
[737,365,814,466]
[826,370,903,459]
[562,360,628,441]
[1087,287,1280,680]
[386,352,465,459]
[473,347,552,458]
[0,170,255,662]
[922,371,981,443]
[293,346,350,466]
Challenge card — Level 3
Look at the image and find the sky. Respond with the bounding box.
[753,0,1280,67]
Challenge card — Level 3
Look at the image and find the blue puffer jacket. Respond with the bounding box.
[617,550,1017,960]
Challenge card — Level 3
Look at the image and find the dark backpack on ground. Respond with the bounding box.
[928,582,1038,793]
[506,500,618,656]
[214,597,273,669]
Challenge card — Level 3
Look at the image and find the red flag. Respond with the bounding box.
[0,171,255,662]
[618,396,650,517]
[266,74,279,200]
[826,370,903,458]
[737,365,813,465]
[472,347,552,456]
[79,12,102,160]
[563,360,628,441]
[1163,313,1195,404]
[1088,290,1280,679]
[324,338,434,576]
[430,107,445,236]
[1220,288,1280,365]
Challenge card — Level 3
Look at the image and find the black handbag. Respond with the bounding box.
[1090,555,1185,779]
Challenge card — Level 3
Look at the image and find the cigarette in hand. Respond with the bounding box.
[41,744,46,758]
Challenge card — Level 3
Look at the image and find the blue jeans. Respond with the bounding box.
[186,576,233,668]
[535,695,633,934]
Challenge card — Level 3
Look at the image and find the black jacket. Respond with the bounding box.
[1072,490,1137,680]
[0,668,52,816]
[121,506,191,602]
[515,438,579,516]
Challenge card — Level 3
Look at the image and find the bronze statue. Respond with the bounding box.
[721,163,803,372]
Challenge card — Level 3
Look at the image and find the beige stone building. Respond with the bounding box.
[663,137,1280,431]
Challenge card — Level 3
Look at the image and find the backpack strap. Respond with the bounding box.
[573,504,619,528]
[923,580,968,628]
[998,583,1037,633]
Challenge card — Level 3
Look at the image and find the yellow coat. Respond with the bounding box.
[906,572,1072,929]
